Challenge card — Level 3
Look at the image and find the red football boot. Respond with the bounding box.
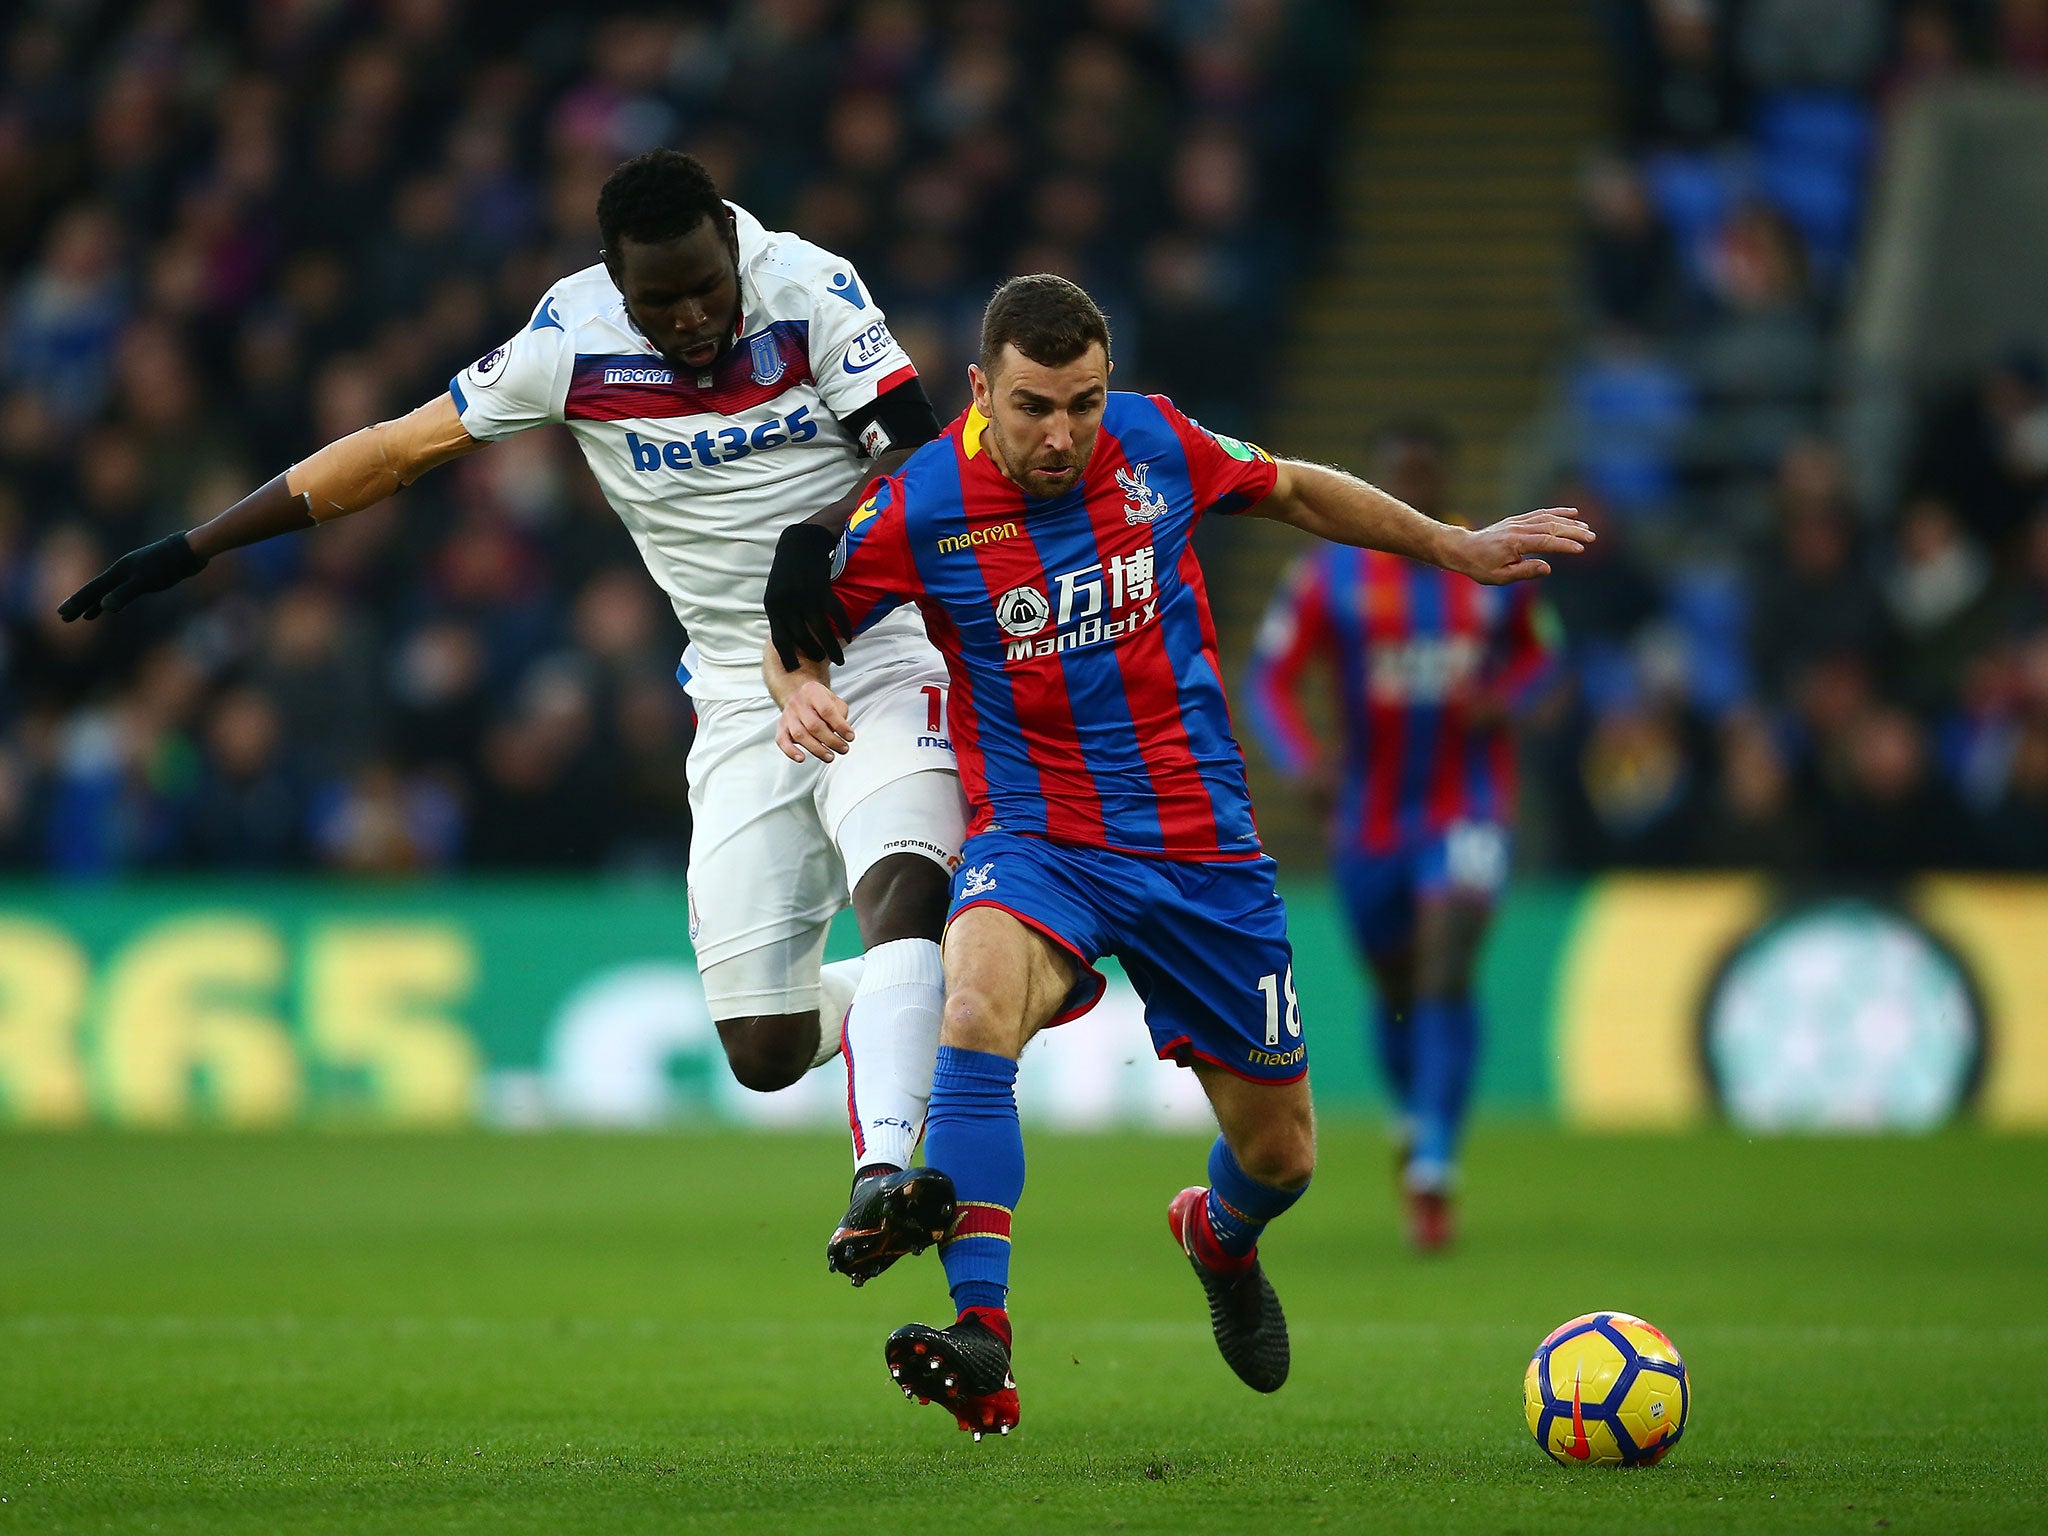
[1405,1185,1456,1253]
[884,1310,1018,1440]
[1168,1186,1290,1393]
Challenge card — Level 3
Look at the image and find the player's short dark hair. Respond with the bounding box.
[597,149,726,252]
[980,274,1112,377]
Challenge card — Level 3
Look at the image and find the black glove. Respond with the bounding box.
[765,521,851,670]
[57,532,207,622]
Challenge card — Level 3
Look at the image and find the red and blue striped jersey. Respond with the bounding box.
[1246,545,1558,854]
[832,393,1280,861]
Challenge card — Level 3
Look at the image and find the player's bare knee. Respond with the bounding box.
[939,984,1021,1058]
[1248,1136,1317,1191]
[1284,1130,1318,1189]
[1232,1108,1317,1190]
[1229,1141,1313,1191]
[716,1013,819,1093]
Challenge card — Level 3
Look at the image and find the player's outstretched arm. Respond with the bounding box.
[764,641,856,763]
[58,394,483,621]
[1250,459,1594,585]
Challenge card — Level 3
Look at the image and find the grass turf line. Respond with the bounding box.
[1,1128,2043,1534]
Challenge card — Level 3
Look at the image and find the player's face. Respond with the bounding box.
[970,343,1111,500]
[609,214,742,372]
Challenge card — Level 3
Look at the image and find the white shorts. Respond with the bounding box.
[688,657,965,1019]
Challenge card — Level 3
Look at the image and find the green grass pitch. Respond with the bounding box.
[2,1127,2044,1534]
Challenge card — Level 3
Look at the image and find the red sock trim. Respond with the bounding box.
[960,1305,1012,1350]
[1211,1189,1255,1228]
[945,1202,1013,1243]
[842,1016,864,1159]
[1190,1196,1257,1276]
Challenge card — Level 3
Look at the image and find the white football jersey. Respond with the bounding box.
[449,203,931,699]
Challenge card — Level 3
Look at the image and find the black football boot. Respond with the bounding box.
[1168,1185,1290,1393]
[827,1166,956,1286]
[884,1312,1019,1439]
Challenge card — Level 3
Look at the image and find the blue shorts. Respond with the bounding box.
[1336,820,1511,958]
[949,831,1307,1084]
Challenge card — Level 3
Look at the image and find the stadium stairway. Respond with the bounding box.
[1220,0,1603,868]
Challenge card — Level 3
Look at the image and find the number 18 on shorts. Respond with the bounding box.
[948,831,1309,1084]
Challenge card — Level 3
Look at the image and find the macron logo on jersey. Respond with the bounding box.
[826,271,867,309]
[566,325,811,424]
[937,521,1018,555]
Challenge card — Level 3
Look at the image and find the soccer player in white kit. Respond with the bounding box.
[59,150,966,1281]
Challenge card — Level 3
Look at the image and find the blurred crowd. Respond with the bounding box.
[0,0,1350,875]
[1523,0,2048,873]
[12,0,2043,882]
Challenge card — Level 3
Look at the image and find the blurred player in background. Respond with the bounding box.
[56,149,963,1277]
[767,278,1589,1437]
[1247,423,1559,1252]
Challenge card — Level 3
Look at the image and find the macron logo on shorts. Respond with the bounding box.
[959,863,997,898]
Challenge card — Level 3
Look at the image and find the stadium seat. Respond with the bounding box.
[1644,149,1756,294]
[1565,344,1697,516]
[1754,91,1875,282]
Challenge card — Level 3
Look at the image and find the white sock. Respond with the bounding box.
[812,958,865,1069]
[843,938,943,1172]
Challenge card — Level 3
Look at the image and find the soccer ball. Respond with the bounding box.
[1522,1311,1689,1467]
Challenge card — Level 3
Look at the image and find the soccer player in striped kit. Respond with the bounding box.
[765,278,1588,1437]
[1247,423,1559,1252]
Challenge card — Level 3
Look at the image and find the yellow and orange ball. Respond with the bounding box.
[1523,1311,1690,1467]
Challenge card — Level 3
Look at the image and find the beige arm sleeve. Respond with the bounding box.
[285,393,485,521]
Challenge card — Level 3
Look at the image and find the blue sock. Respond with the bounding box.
[1409,997,1479,1187]
[923,1046,1023,1314]
[1373,995,1414,1106]
[1202,1136,1308,1259]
